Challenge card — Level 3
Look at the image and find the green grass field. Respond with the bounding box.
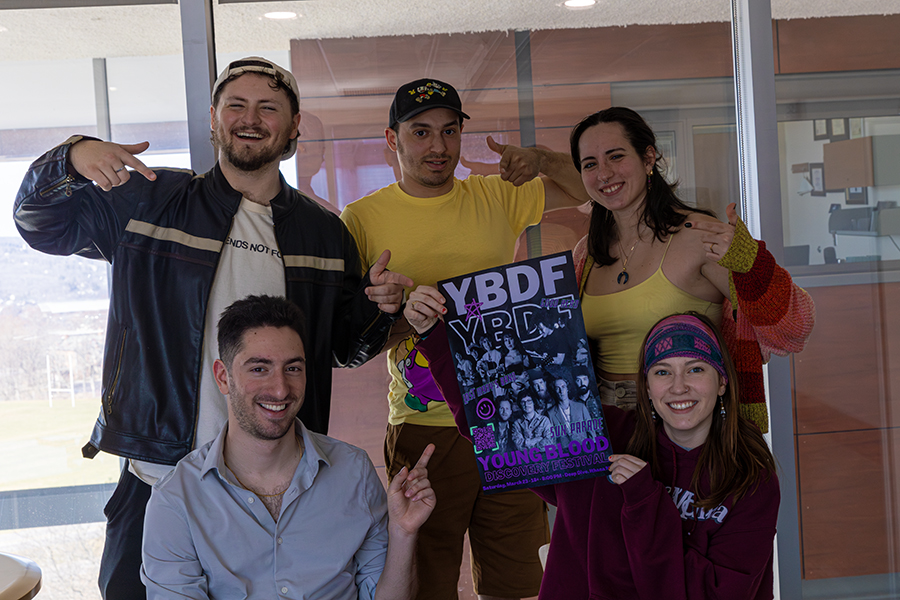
[0,396,120,492]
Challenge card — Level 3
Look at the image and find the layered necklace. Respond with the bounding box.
[616,238,639,285]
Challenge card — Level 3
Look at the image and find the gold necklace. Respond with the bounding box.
[616,239,639,285]
[224,437,301,497]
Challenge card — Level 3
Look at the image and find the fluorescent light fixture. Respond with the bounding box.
[564,0,596,8]
[263,11,298,20]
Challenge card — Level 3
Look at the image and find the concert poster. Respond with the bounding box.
[437,251,613,493]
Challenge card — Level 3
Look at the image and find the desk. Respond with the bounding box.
[0,553,41,600]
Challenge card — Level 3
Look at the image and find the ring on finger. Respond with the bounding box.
[115,166,126,173]
[411,300,418,310]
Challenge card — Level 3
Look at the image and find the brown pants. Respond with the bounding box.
[385,423,549,599]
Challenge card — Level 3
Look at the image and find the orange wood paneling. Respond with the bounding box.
[797,428,900,579]
[291,33,522,142]
[792,284,884,433]
[530,23,734,86]
[776,15,900,74]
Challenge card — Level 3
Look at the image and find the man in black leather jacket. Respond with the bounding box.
[13,57,411,600]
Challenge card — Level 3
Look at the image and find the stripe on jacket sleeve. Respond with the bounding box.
[283,255,345,271]
[125,220,224,252]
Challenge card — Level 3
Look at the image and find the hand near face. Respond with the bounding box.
[387,443,436,535]
[486,135,541,186]
[404,285,446,334]
[607,454,648,485]
[69,139,157,192]
[684,202,740,262]
[366,249,415,313]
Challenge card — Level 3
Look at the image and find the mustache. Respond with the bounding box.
[254,393,302,404]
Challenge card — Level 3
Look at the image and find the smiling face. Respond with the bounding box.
[214,325,306,441]
[211,73,300,173]
[577,122,655,217]
[386,107,462,198]
[646,356,726,449]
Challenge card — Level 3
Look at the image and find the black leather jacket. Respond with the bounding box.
[14,137,394,465]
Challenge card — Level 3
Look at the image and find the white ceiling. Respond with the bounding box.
[0,0,896,61]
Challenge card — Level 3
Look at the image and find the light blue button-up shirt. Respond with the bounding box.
[141,419,388,599]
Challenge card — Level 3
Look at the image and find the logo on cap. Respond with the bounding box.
[409,82,449,104]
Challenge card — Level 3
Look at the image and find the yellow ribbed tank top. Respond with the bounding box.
[581,237,723,375]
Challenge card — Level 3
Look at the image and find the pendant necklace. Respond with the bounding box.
[616,239,639,285]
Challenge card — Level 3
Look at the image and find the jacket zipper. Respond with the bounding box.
[104,328,127,414]
[40,174,75,198]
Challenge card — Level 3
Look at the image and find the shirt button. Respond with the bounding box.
[281,586,288,594]
[277,537,283,545]
[248,497,255,504]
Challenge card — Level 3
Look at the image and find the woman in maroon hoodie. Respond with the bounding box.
[406,288,779,600]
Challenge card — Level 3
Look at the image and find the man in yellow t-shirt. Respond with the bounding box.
[341,78,589,600]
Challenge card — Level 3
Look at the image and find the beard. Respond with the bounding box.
[396,140,456,189]
[229,391,301,441]
[212,124,290,173]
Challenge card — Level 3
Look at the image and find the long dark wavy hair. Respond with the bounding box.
[626,312,776,509]
[569,107,716,267]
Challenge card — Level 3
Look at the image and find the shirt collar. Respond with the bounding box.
[201,418,332,488]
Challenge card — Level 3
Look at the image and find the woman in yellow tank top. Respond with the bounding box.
[569,108,815,429]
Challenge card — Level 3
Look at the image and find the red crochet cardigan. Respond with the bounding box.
[573,218,815,433]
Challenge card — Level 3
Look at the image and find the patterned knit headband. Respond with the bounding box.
[643,315,728,382]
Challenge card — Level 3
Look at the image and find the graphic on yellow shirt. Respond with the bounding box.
[397,336,445,413]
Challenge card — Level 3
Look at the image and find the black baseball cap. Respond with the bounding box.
[389,78,471,129]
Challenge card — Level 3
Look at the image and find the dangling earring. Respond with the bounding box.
[650,401,659,421]
[719,396,726,420]
[646,168,653,192]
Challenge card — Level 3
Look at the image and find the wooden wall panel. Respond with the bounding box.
[792,284,884,433]
[291,33,521,142]
[529,23,734,85]
[776,15,900,75]
[797,428,900,579]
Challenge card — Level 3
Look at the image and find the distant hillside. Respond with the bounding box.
[0,237,108,307]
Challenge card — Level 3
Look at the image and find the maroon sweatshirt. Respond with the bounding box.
[418,323,779,600]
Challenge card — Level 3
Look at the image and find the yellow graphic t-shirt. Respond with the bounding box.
[341,175,544,426]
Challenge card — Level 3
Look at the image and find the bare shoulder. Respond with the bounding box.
[684,211,722,225]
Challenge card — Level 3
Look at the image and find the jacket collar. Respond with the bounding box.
[206,162,295,216]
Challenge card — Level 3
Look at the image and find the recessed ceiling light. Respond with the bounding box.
[264,11,298,20]
[564,0,596,8]
[0,25,8,33]
[108,87,118,92]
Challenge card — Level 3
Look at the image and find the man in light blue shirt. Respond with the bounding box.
[141,295,435,599]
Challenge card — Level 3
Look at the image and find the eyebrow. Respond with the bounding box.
[408,119,459,130]
[223,95,281,105]
[581,147,628,163]
[241,356,306,367]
